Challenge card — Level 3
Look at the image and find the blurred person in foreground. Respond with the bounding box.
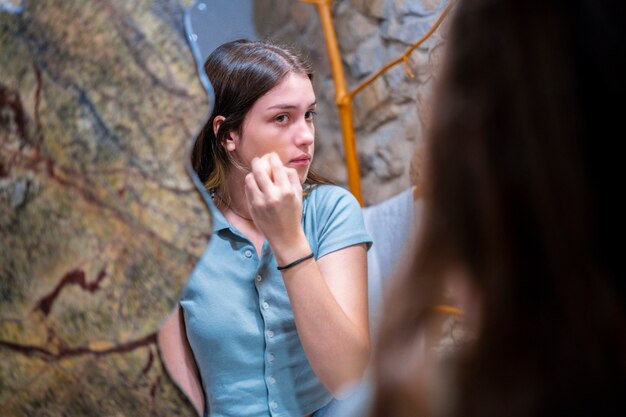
[369,0,626,416]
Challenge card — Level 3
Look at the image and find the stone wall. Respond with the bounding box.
[0,1,207,415]
[254,0,450,205]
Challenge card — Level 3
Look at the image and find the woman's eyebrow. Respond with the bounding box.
[266,101,317,110]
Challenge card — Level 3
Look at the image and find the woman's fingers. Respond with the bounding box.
[251,153,294,195]
[244,171,264,207]
[245,153,304,243]
[250,155,275,195]
[247,153,301,215]
[286,167,302,198]
[270,153,290,189]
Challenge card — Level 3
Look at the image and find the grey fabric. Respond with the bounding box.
[363,187,420,332]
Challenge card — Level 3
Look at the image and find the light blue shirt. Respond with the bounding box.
[180,184,373,417]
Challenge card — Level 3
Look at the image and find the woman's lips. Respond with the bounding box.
[290,155,311,166]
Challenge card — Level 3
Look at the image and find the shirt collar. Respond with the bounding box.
[207,184,315,233]
[206,194,230,232]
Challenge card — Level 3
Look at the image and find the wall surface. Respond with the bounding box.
[255,0,449,205]
[0,1,209,415]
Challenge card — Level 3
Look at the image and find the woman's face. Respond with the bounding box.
[227,72,316,183]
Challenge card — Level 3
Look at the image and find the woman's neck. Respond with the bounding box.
[217,174,265,257]
[219,174,253,223]
[224,199,253,222]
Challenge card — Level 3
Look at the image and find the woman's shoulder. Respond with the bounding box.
[307,184,359,206]
[305,184,363,223]
[304,184,372,256]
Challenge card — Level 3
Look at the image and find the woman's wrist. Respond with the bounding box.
[277,253,314,271]
[270,232,312,267]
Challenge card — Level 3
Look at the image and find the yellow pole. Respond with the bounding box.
[301,0,454,205]
[433,305,464,316]
[302,0,363,205]
[348,3,454,99]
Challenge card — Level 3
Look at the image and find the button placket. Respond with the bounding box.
[256,249,280,416]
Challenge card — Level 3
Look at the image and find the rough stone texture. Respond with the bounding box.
[255,0,450,205]
[0,1,209,416]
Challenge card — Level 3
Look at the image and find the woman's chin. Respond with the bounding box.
[298,168,310,184]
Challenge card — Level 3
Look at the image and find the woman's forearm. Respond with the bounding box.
[275,238,370,395]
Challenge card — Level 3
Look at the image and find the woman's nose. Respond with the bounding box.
[294,120,314,146]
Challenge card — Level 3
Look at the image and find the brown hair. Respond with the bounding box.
[191,39,330,200]
[371,1,626,416]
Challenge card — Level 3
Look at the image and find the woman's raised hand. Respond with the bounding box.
[244,153,306,252]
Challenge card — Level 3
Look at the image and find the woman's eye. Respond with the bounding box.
[275,114,288,123]
[305,111,317,121]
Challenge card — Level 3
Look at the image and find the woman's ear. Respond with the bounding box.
[212,115,225,137]
[224,131,237,152]
[213,115,237,152]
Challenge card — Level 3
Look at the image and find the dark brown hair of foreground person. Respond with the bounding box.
[371,1,626,417]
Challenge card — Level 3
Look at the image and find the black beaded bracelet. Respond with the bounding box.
[277,252,315,271]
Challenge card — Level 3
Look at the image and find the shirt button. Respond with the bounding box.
[244,250,252,258]
[267,330,274,338]
[269,376,276,384]
[270,401,278,410]
[268,353,275,362]
[262,301,269,310]
[256,274,262,282]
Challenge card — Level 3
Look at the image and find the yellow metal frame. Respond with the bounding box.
[433,304,464,316]
[301,0,454,205]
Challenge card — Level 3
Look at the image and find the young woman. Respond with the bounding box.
[159,39,372,417]
[369,1,626,417]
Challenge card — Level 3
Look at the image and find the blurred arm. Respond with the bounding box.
[157,306,204,416]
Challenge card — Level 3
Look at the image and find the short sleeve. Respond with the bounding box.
[309,185,373,259]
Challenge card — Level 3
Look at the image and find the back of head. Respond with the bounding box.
[372,1,626,416]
